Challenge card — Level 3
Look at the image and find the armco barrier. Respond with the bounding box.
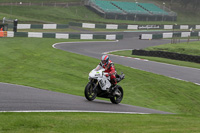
[14,32,28,37]
[140,31,200,40]
[6,31,123,40]
[69,22,200,30]
[8,24,69,29]
[31,24,43,29]
[43,33,56,38]
[9,22,200,30]
[132,49,200,63]
[93,34,106,39]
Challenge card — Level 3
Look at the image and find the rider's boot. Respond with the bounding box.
[107,78,118,94]
[106,88,111,93]
[111,83,120,96]
[107,84,115,93]
[113,89,120,96]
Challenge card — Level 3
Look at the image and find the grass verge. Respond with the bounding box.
[145,41,200,56]
[0,0,80,2]
[0,112,200,133]
[0,37,200,115]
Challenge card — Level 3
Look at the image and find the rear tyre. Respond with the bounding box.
[110,85,123,104]
[84,82,97,101]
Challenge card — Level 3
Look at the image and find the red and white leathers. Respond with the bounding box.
[99,60,117,86]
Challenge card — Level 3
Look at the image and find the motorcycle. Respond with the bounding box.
[84,65,125,104]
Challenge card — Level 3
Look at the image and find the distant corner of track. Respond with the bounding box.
[52,40,120,49]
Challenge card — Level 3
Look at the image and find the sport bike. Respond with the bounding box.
[84,65,125,104]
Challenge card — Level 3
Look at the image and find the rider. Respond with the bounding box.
[100,55,117,92]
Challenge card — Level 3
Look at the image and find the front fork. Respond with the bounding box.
[89,79,99,93]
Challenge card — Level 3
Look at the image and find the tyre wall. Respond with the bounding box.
[132,49,200,63]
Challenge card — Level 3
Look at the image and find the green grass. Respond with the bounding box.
[0,38,200,115]
[0,6,101,24]
[1,5,136,24]
[145,41,200,56]
[0,38,200,132]
[0,113,200,133]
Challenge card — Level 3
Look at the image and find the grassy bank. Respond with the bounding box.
[0,38,200,115]
[0,6,169,25]
[0,6,101,24]
[0,0,80,3]
[145,41,200,56]
[0,112,200,133]
[0,2,200,24]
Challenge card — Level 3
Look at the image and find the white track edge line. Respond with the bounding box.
[52,40,119,49]
[0,110,149,114]
[102,49,149,61]
[194,83,200,86]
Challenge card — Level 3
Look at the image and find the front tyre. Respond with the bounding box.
[84,82,97,101]
[110,85,123,104]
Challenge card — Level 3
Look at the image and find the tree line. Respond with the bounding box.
[168,0,200,10]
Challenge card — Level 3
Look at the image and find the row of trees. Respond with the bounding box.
[167,0,200,10]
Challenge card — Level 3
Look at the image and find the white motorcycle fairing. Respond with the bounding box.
[89,65,111,91]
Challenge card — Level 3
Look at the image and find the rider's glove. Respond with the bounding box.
[105,73,111,77]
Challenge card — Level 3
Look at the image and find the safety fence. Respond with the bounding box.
[0,2,83,7]
[140,31,200,40]
[6,31,123,40]
[132,49,200,63]
[7,22,200,30]
[8,24,69,29]
[69,22,200,30]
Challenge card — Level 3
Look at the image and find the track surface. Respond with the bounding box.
[54,32,200,85]
[0,82,171,114]
[1,31,199,114]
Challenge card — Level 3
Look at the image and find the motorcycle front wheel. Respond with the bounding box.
[110,85,123,104]
[84,82,97,101]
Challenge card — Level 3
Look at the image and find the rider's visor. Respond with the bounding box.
[102,60,106,64]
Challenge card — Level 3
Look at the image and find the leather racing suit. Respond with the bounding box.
[99,60,117,86]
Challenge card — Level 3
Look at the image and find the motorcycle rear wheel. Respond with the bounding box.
[110,85,123,104]
[84,82,97,101]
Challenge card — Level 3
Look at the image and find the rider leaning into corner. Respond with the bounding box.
[99,55,118,93]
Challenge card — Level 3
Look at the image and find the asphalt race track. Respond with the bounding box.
[0,82,171,114]
[54,32,200,85]
[0,31,199,114]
